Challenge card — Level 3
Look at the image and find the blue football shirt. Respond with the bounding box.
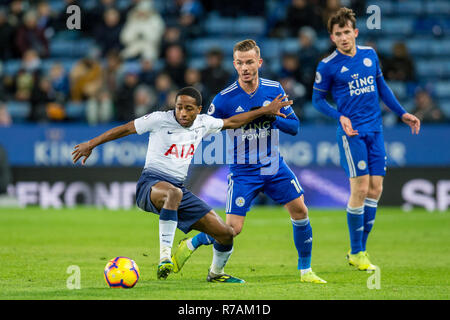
[313,45,384,132]
[208,78,297,175]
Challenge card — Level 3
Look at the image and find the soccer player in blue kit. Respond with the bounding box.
[172,39,327,284]
[312,8,421,270]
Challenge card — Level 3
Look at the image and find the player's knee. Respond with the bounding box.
[215,225,234,244]
[164,187,183,206]
[289,205,308,220]
[368,184,383,199]
[353,185,369,201]
[229,223,242,237]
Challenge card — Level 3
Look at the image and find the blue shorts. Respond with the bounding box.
[225,161,304,216]
[337,127,387,178]
[135,169,212,234]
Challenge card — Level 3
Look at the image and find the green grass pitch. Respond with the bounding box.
[0,206,448,300]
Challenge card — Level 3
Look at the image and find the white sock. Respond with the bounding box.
[210,247,233,275]
[301,268,312,275]
[159,219,177,260]
[186,238,195,251]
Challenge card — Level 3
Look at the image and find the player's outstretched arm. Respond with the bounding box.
[222,94,292,129]
[72,120,137,165]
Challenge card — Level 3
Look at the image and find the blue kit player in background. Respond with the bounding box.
[172,39,327,284]
[312,8,421,271]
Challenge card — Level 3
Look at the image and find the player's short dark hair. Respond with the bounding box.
[233,39,261,57]
[176,86,202,107]
[327,7,356,34]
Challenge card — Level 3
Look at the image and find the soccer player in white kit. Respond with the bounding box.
[72,87,292,282]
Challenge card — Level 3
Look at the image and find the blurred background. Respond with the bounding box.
[0,0,448,211]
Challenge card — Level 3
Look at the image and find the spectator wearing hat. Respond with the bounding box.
[120,0,165,62]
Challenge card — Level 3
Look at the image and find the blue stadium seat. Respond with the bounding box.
[366,1,394,15]
[3,60,21,75]
[65,102,86,121]
[394,0,424,15]
[381,18,414,35]
[435,82,450,98]
[416,59,450,79]
[187,57,204,70]
[233,17,266,36]
[187,38,237,57]
[439,99,450,118]
[7,101,30,121]
[50,39,95,58]
[425,1,450,15]
[48,0,65,13]
[204,16,235,36]
[41,59,76,73]
[387,81,407,100]
[259,39,281,60]
[279,38,299,54]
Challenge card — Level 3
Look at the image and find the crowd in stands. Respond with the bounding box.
[0,0,448,126]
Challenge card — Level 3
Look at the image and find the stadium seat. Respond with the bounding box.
[387,81,407,100]
[425,1,450,15]
[7,101,30,121]
[41,59,77,73]
[381,18,414,35]
[48,0,65,13]
[187,57,204,70]
[50,39,95,58]
[233,17,266,37]
[416,59,450,79]
[366,1,394,15]
[187,38,238,57]
[280,38,300,54]
[438,99,450,118]
[259,39,281,60]
[394,0,424,15]
[204,16,235,36]
[435,82,450,98]
[65,102,86,121]
[3,59,21,75]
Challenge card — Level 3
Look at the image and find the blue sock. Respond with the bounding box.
[191,232,215,249]
[347,206,365,254]
[362,198,378,251]
[159,208,177,221]
[292,218,312,271]
[213,241,233,252]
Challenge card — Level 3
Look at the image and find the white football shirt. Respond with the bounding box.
[134,111,224,181]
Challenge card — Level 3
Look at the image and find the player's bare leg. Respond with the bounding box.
[172,211,244,283]
[284,196,326,283]
[225,213,246,236]
[346,175,376,271]
[150,181,183,279]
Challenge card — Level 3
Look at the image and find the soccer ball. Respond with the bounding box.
[104,256,140,288]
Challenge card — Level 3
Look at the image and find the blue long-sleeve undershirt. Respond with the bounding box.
[272,110,300,135]
[312,75,407,120]
[312,89,342,120]
[376,75,407,117]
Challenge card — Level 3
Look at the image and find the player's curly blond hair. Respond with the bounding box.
[233,39,261,57]
[327,7,356,34]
